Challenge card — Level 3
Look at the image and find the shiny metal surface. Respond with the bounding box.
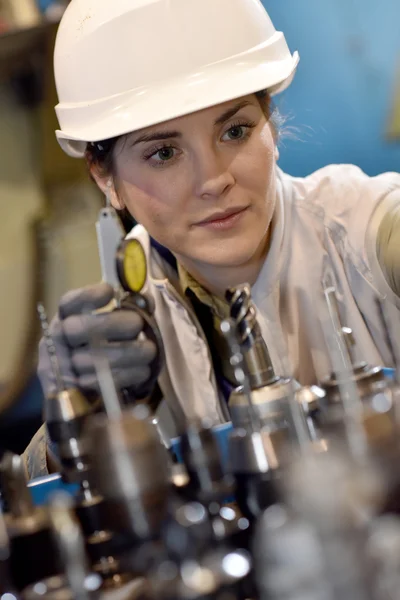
[321,365,386,407]
[229,379,294,429]
[45,389,92,427]
[4,507,49,538]
[295,385,326,443]
[226,285,277,388]
[22,574,102,600]
[295,385,325,415]
[88,411,170,498]
[0,453,34,519]
[48,494,100,600]
[87,410,171,538]
[229,428,289,474]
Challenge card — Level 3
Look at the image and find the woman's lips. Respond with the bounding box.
[195,207,249,231]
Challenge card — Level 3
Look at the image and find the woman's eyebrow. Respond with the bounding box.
[130,130,182,146]
[214,100,252,126]
[130,100,252,146]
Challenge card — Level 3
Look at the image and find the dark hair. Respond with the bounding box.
[85,90,280,177]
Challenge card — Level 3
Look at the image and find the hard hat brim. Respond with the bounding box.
[56,44,299,159]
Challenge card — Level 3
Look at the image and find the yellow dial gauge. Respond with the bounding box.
[116,239,147,293]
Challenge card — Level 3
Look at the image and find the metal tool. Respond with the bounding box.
[253,503,327,600]
[96,205,164,409]
[37,303,94,489]
[37,302,94,483]
[151,496,252,600]
[179,420,234,509]
[319,268,399,463]
[219,317,282,521]
[38,304,128,587]
[225,285,307,446]
[48,493,101,600]
[21,496,103,600]
[0,453,58,592]
[286,451,381,600]
[225,286,277,389]
[0,503,17,597]
[149,545,252,600]
[83,341,171,552]
[86,405,171,545]
[96,200,127,294]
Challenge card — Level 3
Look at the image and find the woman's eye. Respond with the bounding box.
[155,146,175,161]
[227,126,245,140]
[221,123,253,142]
[143,145,177,164]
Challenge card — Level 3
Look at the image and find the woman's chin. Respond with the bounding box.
[194,243,264,269]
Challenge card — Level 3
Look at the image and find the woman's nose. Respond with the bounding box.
[194,149,235,200]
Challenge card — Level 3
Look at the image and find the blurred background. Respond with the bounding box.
[0,0,398,455]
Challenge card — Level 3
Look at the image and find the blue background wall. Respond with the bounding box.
[264,0,400,177]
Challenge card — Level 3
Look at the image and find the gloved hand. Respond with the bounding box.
[38,283,157,398]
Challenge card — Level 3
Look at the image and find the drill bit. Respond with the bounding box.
[225,285,276,387]
[220,318,260,432]
[37,302,65,394]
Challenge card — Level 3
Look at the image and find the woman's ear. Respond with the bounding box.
[90,168,125,210]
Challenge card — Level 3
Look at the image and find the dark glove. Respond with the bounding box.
[38,283,157,398]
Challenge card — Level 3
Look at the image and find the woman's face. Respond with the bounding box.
[110,94,277,269]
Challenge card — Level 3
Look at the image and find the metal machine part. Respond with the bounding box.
[23,575,96,600]
[295,385,328,450]
[9,251,400,599]
[219,316,285,522]
[23,576,149,600]
[229,428,282,522]
[0,503,17,596]
[229,382,296,432]
[47,493,101,600]
[225,286,305,445]
[319,273,400,459]
[151,549,252,600]
[86,337,171,547]
[38,305,128,587]
[225,285,277,389]
[0,453,59,592]
[96,203,126,293]
[38,302,95,484]
[285,451,381,600]
[253,504,328,600]
[161,500,215,564]
[86,406,171,542]
[254,455,385,600]
[179,421,234,508]
[45,386,93,484]
[320,342,388,421]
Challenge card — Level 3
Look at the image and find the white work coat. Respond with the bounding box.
[130,164,400,436]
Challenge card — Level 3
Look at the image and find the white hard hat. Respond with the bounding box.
[54,0,299,158]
